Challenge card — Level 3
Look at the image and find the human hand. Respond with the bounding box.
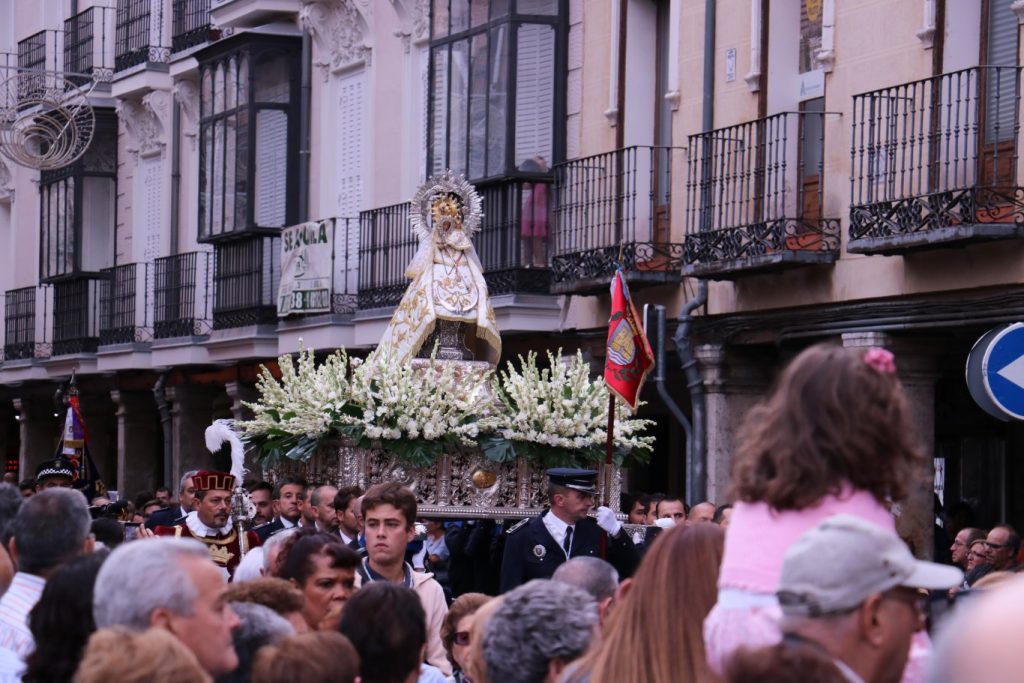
[596,506,622,537]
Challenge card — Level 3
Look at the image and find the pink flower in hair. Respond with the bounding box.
[864,347,896,374]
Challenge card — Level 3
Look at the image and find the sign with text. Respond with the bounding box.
[278,220,333,317]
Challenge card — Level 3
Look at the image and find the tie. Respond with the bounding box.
[563,526,573,556]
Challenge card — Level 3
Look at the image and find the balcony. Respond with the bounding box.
[153,252,213,338]
[52,278,102,356]
[64,7,115,87]
[849,66,1024,254]
[115,0,169,73]
[98,263,152,345]
[682,112,841,279]
[212,236,280,329]
[173,0,213,53]
[3,287,50,362]
[552,146,684,294]
[357,181,554,310]
[357,202,415,309]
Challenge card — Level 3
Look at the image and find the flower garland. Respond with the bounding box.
[240,345,654,470]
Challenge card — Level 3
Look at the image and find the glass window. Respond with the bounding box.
[39,111,117,282]
[429,0,563,181]
[198,39,298,241]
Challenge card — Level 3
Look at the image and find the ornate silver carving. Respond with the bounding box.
[265,439,623,519]
[412,169,484,240]
[416,319,473,361]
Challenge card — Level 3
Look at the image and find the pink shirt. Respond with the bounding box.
[718,487,896,593]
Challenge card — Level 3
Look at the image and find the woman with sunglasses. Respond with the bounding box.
[440,592,491,683]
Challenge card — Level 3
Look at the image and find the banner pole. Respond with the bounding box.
[601,392,616,558]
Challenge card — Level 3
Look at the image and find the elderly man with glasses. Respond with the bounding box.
[771,515,961,683]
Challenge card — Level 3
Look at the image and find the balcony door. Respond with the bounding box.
[652,0,672,246]
[979,0,1019,189]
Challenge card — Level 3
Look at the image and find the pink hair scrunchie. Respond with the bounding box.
[863,347,896,374]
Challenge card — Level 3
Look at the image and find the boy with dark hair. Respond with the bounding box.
[359,483,450,676]
[340,582,436,683]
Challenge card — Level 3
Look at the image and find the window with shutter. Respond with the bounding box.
[196,35,300,242]
[428,0,565,182]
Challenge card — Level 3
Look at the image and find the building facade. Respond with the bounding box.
[0,0,1020,556]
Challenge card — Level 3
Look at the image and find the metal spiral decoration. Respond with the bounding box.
[0,70,95,171]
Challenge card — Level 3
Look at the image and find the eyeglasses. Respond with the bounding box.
[882,588,929,628]
[453,631,471,647]
[983,541,1009,550]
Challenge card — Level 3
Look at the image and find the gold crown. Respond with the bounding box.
[431,195,461,221]
[207,544,236,566]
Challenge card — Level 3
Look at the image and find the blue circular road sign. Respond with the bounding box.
[966,323,1024,421]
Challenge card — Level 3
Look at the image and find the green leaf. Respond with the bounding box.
[480,436,518,463]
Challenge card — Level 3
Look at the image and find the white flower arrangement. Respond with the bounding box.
[240,345,654,470]
[484,349,655,467]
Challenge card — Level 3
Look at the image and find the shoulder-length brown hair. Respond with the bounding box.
[566,523,724,683]
[729,343,925,510]
[440,592,491,667]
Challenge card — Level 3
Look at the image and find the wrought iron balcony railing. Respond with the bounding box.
[357,202,415,309]
[357,180,555,309]
[98,263,152,345]
[552,146,684,294]
[64,7,115,87]
[3,287,51,361]
[115,0,169,72]
[212,236,280,329]
[153,251,213,338]
[849,66,1024,253]
[683,111,841,278]
[52,278,102,356]
[172,0,212,53]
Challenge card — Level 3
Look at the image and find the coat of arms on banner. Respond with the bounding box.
[278,220,333,316]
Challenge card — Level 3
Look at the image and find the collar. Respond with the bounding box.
[185,510,233,537]
[279,516,297,529]
[782,634,864,683]
[339,529,355,545]
[543,510,574,557]
[360,558,413,588]
[8,572,45,595]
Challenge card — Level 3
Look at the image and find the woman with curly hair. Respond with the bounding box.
[704,343,925,676]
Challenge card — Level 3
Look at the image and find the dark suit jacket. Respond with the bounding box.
[144,505,187,530]
[253,518,285,543]
[499,514,638,593]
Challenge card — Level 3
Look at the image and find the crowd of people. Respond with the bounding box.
[0,342,1020,682]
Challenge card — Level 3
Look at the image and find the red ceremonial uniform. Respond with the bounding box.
[154,521,261,580]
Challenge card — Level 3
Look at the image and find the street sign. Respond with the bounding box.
[966,322,1024,421]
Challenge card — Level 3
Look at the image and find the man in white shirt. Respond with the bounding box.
[0,484,93,657]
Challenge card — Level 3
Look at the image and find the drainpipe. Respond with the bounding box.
[170,99,180,255]
[153,372,172,488]
[652,305,694,473]
[298,28,312,222]
[673,0,715,506]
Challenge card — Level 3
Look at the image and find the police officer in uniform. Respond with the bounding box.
[499,468,638,593]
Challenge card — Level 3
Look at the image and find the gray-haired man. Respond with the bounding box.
[483,579,598,683]
[775,514,962,683]
[0,488,92,657]
[94,537,241,677]
[145,469,198,530]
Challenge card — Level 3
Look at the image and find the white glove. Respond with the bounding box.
[596,506,622,537]
[654,517,676,530]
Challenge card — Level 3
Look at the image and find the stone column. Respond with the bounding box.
[13,397,59,480]
[166,385,219,489]
[696,343,772,505]
[842,332,939,559]
[111,390,161,499]
[225,381,258,422]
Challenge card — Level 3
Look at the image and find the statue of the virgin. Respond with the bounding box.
[373,171,501,365]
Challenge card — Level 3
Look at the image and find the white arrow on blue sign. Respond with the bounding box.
[967,322,1024,421]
